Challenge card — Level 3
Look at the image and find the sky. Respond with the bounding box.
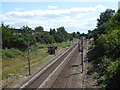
[1,0,120,33]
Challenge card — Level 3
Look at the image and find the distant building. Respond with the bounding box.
[119,1,120,9]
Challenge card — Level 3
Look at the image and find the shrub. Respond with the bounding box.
[92,58,120,88]
[96,30,120,59]
[105,59,120,88]
[2,48,23,59]
[98,59,120,88]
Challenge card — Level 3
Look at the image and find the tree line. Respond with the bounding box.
[87,9,120,88]
[2,23,81,51]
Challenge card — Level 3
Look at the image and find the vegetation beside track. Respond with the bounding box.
[87,9,120,88]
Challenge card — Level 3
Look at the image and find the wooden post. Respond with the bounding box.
[81,37,84,73]
[28,41,31,75]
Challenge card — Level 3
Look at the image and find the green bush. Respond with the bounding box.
[96,57,112,85]
[2,48,23,59]
[96,30,120,59]
[91,57,120,88]
[100,59,120,88]
[87,9,120,89]
[99,56,112,71]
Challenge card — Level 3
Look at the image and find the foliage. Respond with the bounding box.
[20,26,32,34]
[99,59,120,88]
[35,26,44,31]
[49,27,72,43]
[34,32,54,44]
[2,23,77,51]
[11,34,28,50]
[87,9,120,88]
[104,59,120,88]
[2,48,23,59]
[50,28,56,35]
[97,9,115,27]
[96,30,120,59]
[88,9,117,42]
[2,24,77,59]
[110,9,120,30]
[34,32,45,43]
[71,32,81,38]
[2,23,14,49]
[2,25,36,50]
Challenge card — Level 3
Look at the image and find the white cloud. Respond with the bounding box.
[3,5,109,19]
[14,8,24,11]
[82,17,97,27]
[95,5,108,11]
[0,14,7,20]
[4,16,97,33]
[48,6,57,9]
[2,5,110,33]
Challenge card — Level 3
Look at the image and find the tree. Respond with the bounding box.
[110,9,120,30]
[77,31,81,38]
[35,26,44,31]
[2,23,14,49]
[34,32,45,43]
[54,34,63,43]
[71,32,78,38]
[97,9,115,27]
[57,27,69,41]
[50,28,56,35]
[72,32,76,38]
[35,32,54,44]
[11,34,28,50]
[44,32,54,44]
[20,25,32,34]
[96,30,120,59]
[86,9,120,89]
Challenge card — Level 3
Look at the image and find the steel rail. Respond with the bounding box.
[19,43,78,89]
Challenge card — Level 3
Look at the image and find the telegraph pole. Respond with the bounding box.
[81,36,84,73]
[27,38,31,75]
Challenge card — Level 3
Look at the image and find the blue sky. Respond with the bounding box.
[1,0,119,33]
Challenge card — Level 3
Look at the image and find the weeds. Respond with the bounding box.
[2,48,23,59]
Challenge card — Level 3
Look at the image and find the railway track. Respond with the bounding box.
[51,36,87,88]
[19,42,78,89]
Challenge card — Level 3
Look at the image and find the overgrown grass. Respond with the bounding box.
[2,48,49,88]
[2,48,23,59]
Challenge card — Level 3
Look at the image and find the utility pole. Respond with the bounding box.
[81,36,84,73]
[27,38,31,75]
